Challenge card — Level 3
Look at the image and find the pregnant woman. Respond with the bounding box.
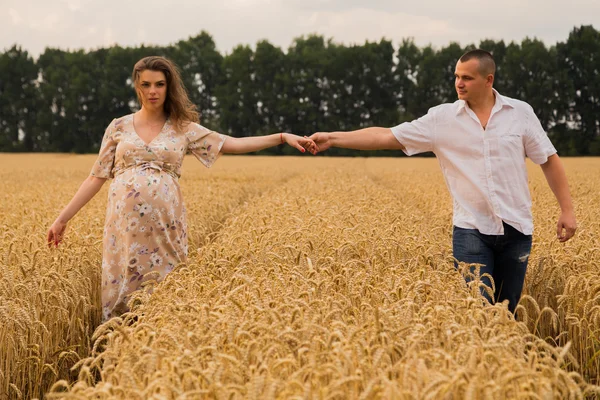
[47,56,312,321]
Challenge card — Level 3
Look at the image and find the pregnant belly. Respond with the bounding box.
[105,168,185,237]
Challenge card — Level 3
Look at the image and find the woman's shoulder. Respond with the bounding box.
[181,120,212,137]
[112,113,134,129]
[108,114,133,130]
[179,120,205,130]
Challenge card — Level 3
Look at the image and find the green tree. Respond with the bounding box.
[502,39,562,131]
[557,25,600,155]
[215,45,260,138]
[252,40,292,154]
[394,38,421,122]
[1,27,599,156]
[168,32,223,129]
[0,45,38,151]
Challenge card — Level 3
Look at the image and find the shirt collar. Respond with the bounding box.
[455,88,514,115]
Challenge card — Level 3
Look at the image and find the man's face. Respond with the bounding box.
[454,59,491,102]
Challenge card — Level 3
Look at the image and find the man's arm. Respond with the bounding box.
[308,127,405,153]
[540,154,577,242]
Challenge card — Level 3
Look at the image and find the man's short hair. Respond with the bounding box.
[459,49,496,77]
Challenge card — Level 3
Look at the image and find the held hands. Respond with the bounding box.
[283,133,315,153]
[47,219,67,248]
[302,132,331,155]
[557,211,577,242]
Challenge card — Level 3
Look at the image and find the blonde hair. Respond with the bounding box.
[132,56,199,130]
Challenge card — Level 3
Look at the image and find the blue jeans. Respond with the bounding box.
[452,222,532,313]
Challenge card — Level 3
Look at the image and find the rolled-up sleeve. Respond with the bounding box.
[524,107,557,164]
[390,107,437,156]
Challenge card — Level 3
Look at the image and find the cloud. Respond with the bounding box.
[0,0,598,58]
[8,8,23,25]
[296,8,461,46]
[60,0,83,11]
[103,27,115,48]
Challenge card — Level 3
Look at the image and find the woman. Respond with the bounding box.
[47,56,313,321]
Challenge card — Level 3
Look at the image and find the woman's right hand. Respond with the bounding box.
[282,133,312,153]
[47,219,68,248]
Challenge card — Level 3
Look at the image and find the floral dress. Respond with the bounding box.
[90,114,225,321]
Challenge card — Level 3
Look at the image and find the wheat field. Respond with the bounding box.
[0,154,599,399]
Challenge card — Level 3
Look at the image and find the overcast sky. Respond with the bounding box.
[2,0,599,58]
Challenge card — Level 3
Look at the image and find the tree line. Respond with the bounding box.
[1,25,599,156]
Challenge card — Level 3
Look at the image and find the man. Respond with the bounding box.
[305,49,577,313]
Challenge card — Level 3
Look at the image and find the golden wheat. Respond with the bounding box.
[0,154,297,399]
[1,155,599,399]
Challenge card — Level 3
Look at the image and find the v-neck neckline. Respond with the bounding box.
[131,113,168,146]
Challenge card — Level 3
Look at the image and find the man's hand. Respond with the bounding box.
[304,132,332,154]
[556,211,577,242]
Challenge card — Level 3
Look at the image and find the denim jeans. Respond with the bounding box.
[452,222,532,313]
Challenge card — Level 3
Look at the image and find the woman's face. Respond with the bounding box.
[137,69,167,111]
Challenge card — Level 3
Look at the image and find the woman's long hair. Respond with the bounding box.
[132,56,199,130]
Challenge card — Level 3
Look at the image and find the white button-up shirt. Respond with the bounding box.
[391,89,557,235]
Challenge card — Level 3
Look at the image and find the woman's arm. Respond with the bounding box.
[47,176,107,247]
[221,133,312,154]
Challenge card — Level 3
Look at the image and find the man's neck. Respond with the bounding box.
[467,91,496,114]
